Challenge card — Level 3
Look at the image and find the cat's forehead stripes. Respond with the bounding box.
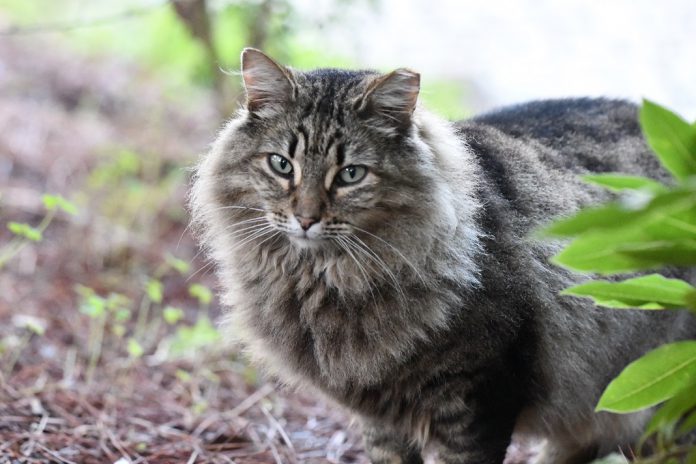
[287,133,299,159]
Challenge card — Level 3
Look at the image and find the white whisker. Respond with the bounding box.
[350,225,425,284]
[333,235,378,305]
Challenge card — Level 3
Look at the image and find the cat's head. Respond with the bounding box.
[193,49,468,278]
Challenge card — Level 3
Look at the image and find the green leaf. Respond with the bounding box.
[105,293,131,311]
[79,295,106,318]
[7,222,42,241]
[188,283,212,306]
[540,188,696,238]
[169,316,220,355]
[620,240,696,267]
[640,99,696,181]
[127,338,144,358]
[687,447,696,464]
[42,194,78,216]
[112,324,126,337]
[678,408,696,437]
[165,253,190,274]
[645,382,696,435]
[113,308,131,322]
[175,369,192,382]
[146,279,163,304]
[562,274,696,310]
[552,236,696,274]
[582,173,667,193]
[596,341,696,413]
[163,306,184,325]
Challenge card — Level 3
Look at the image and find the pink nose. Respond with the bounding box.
[296,216,318,231]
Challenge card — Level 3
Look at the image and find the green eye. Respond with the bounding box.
[268,153,293,177]
[337,165,367,186]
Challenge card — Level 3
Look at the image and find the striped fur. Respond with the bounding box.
[190,50,696,463]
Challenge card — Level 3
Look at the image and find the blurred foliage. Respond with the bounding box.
[0,0,470,118]
[542,101,696,463]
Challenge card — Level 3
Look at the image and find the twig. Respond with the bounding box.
[260,405,294,452]
[191,384,275,437]
[186,448,200,464]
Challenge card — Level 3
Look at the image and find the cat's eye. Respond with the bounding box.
[268,153,293,178]
[336,165,367,186]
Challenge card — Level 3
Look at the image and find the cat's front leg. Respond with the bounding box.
[429,400,517,464]
[362,420,424,464]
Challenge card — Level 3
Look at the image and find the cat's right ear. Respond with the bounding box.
[240,48,295,115]
[357,68,420,132]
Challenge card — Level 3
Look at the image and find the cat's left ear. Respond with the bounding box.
[240,48,295,115]
[358,69,420,130]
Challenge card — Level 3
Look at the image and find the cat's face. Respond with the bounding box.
[208,49,435,259]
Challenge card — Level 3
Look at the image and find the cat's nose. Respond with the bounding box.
[296,215,319,231]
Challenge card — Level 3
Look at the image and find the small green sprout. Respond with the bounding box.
[127,338,144,358]
[165,253,190,275]
[163,306,184,324]
[188,283,212,306]
[7,222,42,241]
[146,279,163,304]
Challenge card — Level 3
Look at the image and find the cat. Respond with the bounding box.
[190,48,696,464]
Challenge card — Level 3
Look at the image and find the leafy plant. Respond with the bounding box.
[542,100,696,462]
[1,194,77,269]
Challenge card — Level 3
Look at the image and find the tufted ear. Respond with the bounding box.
[240,48,294,114]
[359,68,420,130]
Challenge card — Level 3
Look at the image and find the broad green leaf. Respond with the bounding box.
[553,236,696,274]
[189,283,212,306]
[620,240,696,267]
[596,341,696,413]
[42,194,78,216]
[7,222,42,241]
[562,274,696,309]
[582,173,667,193]
[678,408,696,437]
[146,279,163,304]
[645,382,696,434]
[687,447,696,464]
[640,99,696,181]
[127,338,144,358]
[540,189,696,238]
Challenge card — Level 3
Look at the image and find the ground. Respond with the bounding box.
[0,32,366,464]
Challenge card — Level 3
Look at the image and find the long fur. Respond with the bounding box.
[190,57,696,464]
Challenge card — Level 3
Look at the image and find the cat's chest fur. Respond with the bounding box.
[224,246,460,392]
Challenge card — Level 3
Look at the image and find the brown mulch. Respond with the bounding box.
[0,23,366,464]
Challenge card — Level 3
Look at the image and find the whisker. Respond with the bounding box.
[186,258,216,283]
[347,234,407,304]
[186,216,267,264]
[233,226,276,250]
[333,235,378,305]
[350,225,425,283]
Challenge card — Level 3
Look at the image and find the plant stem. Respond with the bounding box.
[85,313,106,385]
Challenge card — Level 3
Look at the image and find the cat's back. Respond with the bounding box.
[460,97,665,178]
[453,98,668,231]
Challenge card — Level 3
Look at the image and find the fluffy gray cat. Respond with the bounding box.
[190,49,696,463]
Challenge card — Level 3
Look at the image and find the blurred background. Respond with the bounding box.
[0,1,694,462]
